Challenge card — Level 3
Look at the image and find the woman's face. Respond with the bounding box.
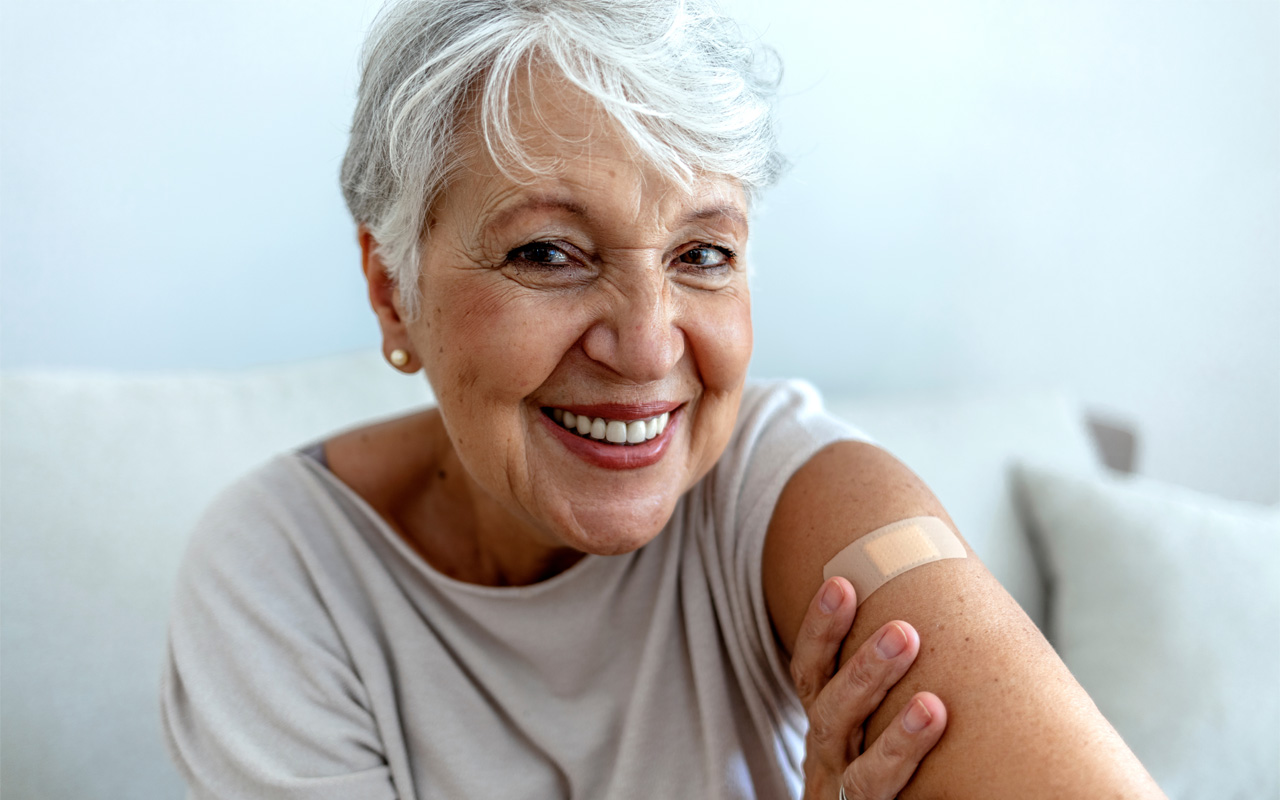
[395,73,752,558]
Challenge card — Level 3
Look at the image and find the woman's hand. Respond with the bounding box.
[791,577,948,800]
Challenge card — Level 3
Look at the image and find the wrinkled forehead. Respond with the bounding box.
[460,72,652,186]
[442,64,748,236]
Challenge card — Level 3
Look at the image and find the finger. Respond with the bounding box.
[804,620,920,767]
[841,692,948,800]
[788,577,858,709]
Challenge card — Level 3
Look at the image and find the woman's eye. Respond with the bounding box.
[507,242,570,266]
[677,246,734,269]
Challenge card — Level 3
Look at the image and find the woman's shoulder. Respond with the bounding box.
[164,455,396,799]
[179,450,344,596]
[317,406,443,515]
[190,451,318,542]
[190,405,436,527]
[180,407,438,587]
[683,378,879,576]
[733,379,873,447]
[709,379,875,503]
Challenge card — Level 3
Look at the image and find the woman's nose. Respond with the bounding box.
[580,274,684,383]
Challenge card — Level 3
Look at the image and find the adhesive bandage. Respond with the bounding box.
[822,516,966,606]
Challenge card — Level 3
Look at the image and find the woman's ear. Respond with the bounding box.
[359,225,419,373]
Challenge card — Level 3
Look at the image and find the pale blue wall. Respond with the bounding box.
[1,0,384,370]
[2,0,1277,503]
[730,0,1280,505]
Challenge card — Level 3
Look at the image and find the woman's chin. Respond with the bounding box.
[547,500,679,557]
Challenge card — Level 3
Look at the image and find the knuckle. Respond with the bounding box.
[789,661,812,698]
[788,656,804,686]
[877,727,914,763]
[805,612,832,644]
[806,704,840,750]
[843,652,883,695]
[806,718,833,751]
[842,764,879,800]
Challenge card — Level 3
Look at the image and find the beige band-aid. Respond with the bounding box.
[822,516,966,606]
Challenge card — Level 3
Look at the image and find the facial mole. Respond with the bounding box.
[438,470,447,480]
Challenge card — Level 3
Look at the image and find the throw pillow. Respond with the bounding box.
[1012,463,1279,800]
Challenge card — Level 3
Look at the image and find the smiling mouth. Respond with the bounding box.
[543,407,671,445]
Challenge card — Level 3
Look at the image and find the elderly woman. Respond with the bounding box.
[161,1,1165,798]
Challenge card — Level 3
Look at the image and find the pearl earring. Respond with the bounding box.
[389,349,410,368]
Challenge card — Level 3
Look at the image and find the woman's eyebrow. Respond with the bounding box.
[679,204,747,233]
[486,196,594,232]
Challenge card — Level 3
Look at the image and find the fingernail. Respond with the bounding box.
[819,581,842,613]
[875,623,908,660]
[903,699,933,733]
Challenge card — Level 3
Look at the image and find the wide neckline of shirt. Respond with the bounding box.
[286,451,621,601]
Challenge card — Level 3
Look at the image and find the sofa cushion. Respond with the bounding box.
[0,351,431,800]
[1012,462,1280,799]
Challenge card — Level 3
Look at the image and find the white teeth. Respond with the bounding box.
[551,407,675,445]
[605,420,627,443]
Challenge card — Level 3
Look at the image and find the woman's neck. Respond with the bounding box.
[326,408,585,587]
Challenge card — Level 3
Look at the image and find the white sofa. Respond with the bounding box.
[2,352,1274,798]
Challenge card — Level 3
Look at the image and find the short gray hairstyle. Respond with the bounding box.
[340,0,784,319]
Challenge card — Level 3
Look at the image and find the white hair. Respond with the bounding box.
[340,0,784,319]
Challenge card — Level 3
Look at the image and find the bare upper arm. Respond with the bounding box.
[762,440,1164,799]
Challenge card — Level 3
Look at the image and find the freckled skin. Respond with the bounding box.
[357,68,753,586]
